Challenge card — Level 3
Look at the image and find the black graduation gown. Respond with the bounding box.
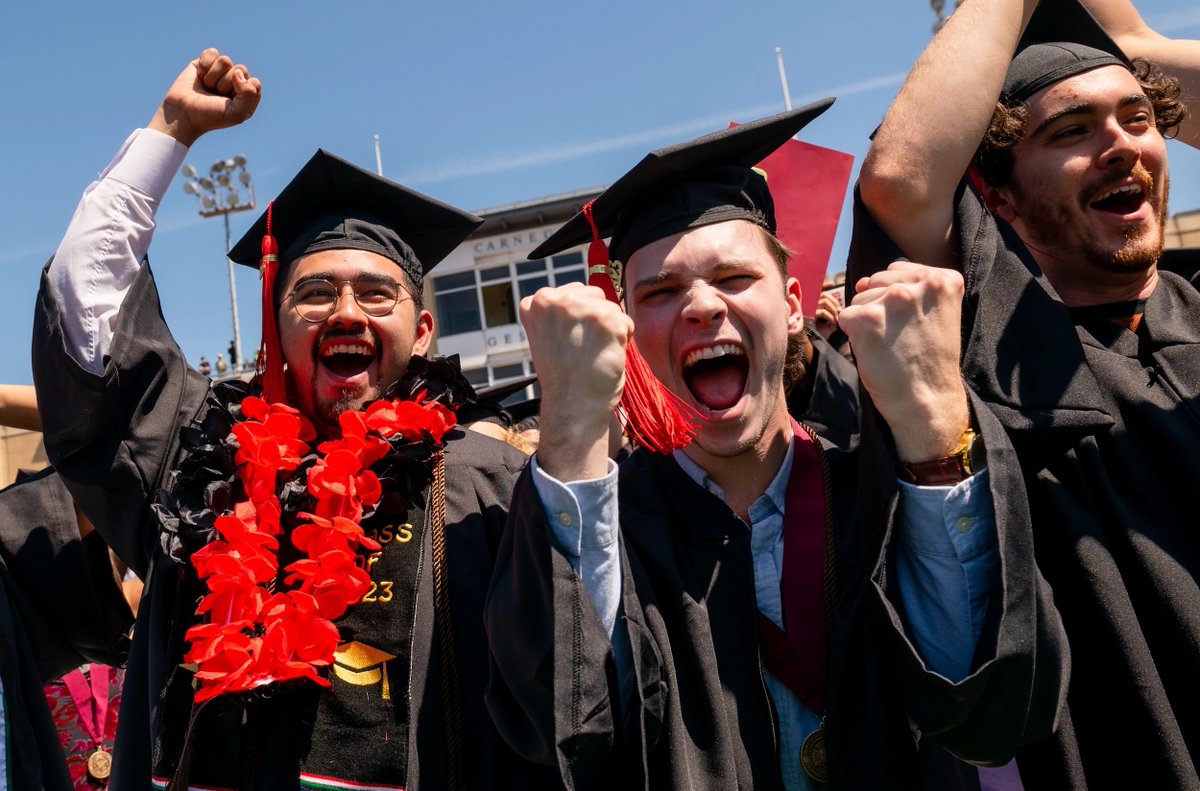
[0,469,134,791]
[787,324,860,450]
[31,259,562,791]
[849,183,1200,789]
[485,395,1068,790]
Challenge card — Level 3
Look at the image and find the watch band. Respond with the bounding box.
[899,428,979,486]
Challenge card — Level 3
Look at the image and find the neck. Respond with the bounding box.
[1044,264,1159,308]
[683,407,793,521]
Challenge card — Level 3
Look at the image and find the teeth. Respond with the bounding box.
[322,343,372,357]
[684,343,744,367]
[1096,183,1144,201]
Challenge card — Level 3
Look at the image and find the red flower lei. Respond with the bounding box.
[183,393,455,703]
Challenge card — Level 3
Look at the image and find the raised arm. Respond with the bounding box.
[859,0,1038,267]
[48,49,260,373]
[1081,0,1200,147]
[35,49,260,577]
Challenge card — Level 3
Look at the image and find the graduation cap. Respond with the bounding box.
[227,150,483,403]
[528,101,834,454]
[332,640,397,700]
[530,100,834,264]
[1002,0,1128,106]
[457,374,539,426]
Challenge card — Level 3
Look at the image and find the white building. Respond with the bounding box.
[427,186,603,395]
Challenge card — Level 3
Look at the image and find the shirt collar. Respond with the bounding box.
[672,440,795,517]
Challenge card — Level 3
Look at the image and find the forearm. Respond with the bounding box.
[0,385,40,431]
[1080,0,1200,147]
[536,408,614,482]
[49,128,187,373]
[861,0,1037,263]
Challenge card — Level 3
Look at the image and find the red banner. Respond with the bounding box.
[735,125,855,317]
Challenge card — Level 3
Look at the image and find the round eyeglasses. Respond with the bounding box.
[287,276,411,323]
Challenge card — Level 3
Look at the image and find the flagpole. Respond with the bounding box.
[373,134,384,176]
[775,47,793,111]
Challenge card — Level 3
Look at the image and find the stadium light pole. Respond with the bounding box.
[181,155,255,372]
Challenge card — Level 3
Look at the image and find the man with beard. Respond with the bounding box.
[33,49,559,790]
[485,105,1067,789]
[855,0,1200,786]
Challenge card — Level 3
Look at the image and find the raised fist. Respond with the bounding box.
[838,260,970,462]
[148,48,262,147]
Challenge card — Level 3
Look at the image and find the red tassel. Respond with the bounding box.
[256,201,288,404]
[581,201,699,454]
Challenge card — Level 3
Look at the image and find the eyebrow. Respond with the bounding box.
[292,272,401,288]
[1029,93,1153,141]
[629,260,759,295]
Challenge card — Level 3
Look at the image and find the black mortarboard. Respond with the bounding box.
[226,149,483,403]
[529,100,834,263]
[456,374,538,426]
[1002,0,1128,106]
[228,149,482,293]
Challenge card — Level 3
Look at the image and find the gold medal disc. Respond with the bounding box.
[800,728,829,783]
[87,749,113,781]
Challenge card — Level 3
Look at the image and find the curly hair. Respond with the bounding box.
[974,58,1188,187]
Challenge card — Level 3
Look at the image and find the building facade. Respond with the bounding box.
[426,186,602,395]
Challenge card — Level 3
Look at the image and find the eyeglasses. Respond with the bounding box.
[287,276,411,323]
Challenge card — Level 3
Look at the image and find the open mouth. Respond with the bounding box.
[1089,182,1146,216]
[318,339,376,380]
[682,342,748,412]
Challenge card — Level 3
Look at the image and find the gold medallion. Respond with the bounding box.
[87,749,113,781]
[800,727,829,783]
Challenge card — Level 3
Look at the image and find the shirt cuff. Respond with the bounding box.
[530,455,619,557]
[103,128,189,202]
[897,468,994,561]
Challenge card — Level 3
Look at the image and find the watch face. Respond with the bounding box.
[967,433,987,474]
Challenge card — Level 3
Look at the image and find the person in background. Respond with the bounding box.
[856,0,1200,785]
[0,385,135,790]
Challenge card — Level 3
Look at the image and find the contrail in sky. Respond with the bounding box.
[400,72,905,185]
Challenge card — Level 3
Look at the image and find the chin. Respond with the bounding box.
[316,385,376,424]
[1110,233,1164,272]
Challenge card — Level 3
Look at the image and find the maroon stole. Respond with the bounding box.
[756,418,828,714]
[63,665,113,780]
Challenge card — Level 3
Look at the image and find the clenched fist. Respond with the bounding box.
[838,260,970,463]
[521,283,633,481]
[148,48,262,147]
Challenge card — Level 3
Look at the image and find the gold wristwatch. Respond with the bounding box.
[899,428,985,486]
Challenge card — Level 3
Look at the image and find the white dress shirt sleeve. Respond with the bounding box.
[49,128,188,374]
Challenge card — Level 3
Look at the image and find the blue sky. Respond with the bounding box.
[3,0,1199,384]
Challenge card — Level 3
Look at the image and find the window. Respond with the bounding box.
[552,251,586,286]
[493,363,525,381]
[433,272,481,336]
[480,266,516,327]
[462,367,490,387]
[434,245,587,339]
